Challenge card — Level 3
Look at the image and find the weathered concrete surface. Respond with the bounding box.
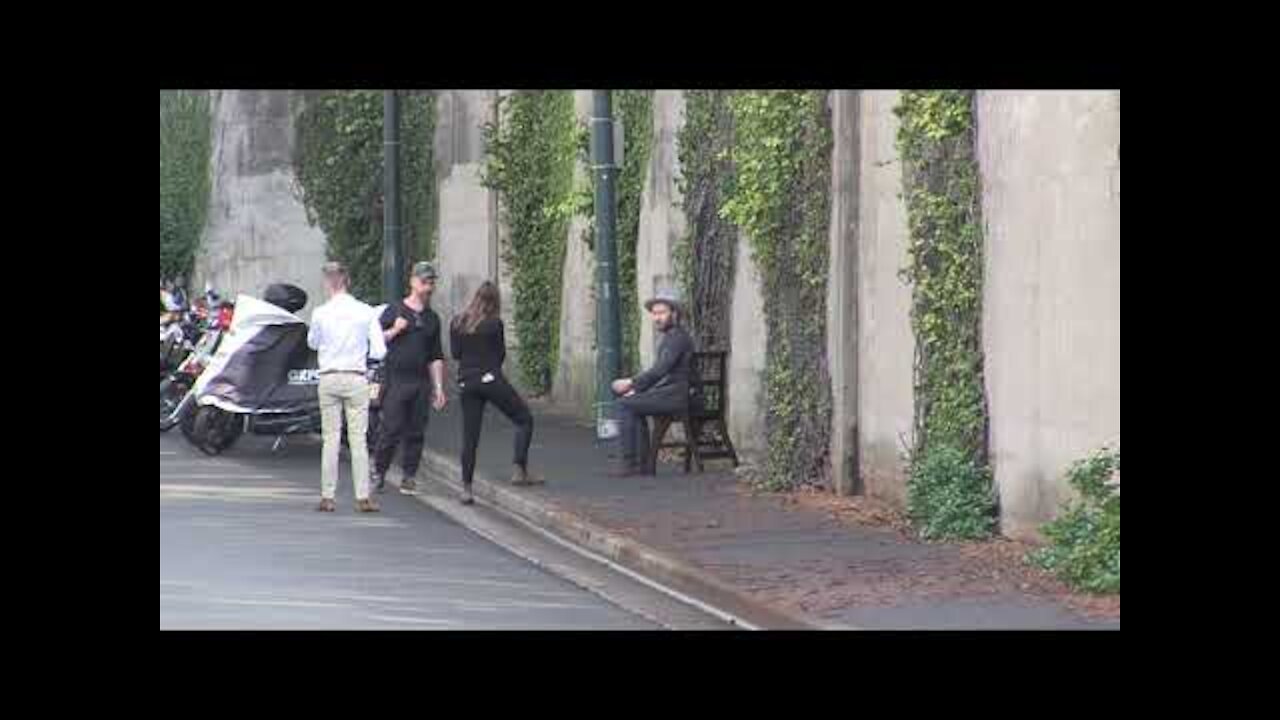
[854,91,915,508]
[727,235,767,460]
[827,91,860,496]
[977,91,1121,541]
[194,90,328,319]
[432,91,499,353]
[551,91,597,418]
[637,91,687,370]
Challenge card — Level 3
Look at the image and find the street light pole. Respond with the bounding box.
[383,89,403,304]
[592,90,622,440]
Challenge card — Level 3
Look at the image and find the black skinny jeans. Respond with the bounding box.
[459,374,533,486]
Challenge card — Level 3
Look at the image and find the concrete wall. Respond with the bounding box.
[432,91,500,352]
[194,90,328,320]
[854,91,916,507]
[977,90,1121,541]
[637,91,687,370]
[551,91,598,416]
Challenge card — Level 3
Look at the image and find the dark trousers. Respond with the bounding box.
[460,374,534,486]
[617,384,688,466]
[375,376,430,477]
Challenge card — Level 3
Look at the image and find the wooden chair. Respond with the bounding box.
[646,351,740,474]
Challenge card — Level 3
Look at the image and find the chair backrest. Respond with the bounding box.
[690,351,728,419]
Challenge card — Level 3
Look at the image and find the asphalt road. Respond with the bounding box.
[160,431,662,630]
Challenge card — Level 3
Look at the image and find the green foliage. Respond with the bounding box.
[1031,448,1121,594]
[720,91,833,491]
[481,91,577,394]
[907,444,997,541]
[615,91,654,375]
[159,90,213,282]
[895,90,994,538]
[293,90,437,302]
[675,91,737,352]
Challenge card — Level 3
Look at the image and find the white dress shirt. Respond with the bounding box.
[307,292,387,373]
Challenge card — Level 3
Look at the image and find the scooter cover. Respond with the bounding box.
[193,295,319,414]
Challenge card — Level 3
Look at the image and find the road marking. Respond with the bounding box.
[366,615,460,627]
[209,597,350,609]
[160,451,178,456]
[160,471,275,476]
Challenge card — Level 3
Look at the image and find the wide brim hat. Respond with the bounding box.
[643,287,683,313]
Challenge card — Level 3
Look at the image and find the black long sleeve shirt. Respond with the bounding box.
[633,325,694,393]
[450,316,507,383]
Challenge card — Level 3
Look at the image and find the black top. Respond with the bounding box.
[450,316,507,383]
[379,301,444,380]
[633,325,695,393]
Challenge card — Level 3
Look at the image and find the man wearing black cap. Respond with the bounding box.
[608,287,696,477]
[373,261,448,494]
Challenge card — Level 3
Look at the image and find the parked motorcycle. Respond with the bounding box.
[160,300,233,432]
[182,286,382,456]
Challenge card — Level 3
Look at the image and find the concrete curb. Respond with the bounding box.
[407,448,830,630]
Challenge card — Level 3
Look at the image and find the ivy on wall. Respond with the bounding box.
[159,90,213,283]
[675,91,738,353]
[720,91,834,491]
[614,91,654,375]
[481,91,578,394]
[293,90,437,302]
[895,90,996,540]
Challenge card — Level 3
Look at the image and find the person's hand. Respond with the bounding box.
[433,387,447,411]
[392,317,409,335]
[611,378,633,396]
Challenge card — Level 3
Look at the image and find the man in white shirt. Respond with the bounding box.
[307,262,387,513]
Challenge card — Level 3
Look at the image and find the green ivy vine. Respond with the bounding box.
[675,90,737,353]
[1030,447,1120,594]
[159,90,213,283]
[895,90,996,540]
[293,90,437,302]
[720,90,833,491]
[614,91,654,375]
[481,91,578,394]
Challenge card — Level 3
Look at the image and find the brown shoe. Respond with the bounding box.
[356,498,381,513]
[511,465,544,486]
[316,498,337,513]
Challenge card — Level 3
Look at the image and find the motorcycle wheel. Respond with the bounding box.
[159,377,192,432]
[191,406,244,456]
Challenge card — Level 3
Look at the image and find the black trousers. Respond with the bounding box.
[617,384,688,466]
[375,376,430,477]
[460,374,533,486]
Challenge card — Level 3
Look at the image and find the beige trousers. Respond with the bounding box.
[318,373,371,501]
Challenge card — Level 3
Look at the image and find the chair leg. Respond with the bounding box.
[688,418,704,473]
[682,419,693,473]
[718,418,739,467]
[648,417,669,475]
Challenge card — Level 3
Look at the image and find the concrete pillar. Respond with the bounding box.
[827,91,861,496]
[433,90,500,354]
[552,91,598,417]
[194,90,328,321]
[727,233,768,459]
[977,91,1121,541]
[637,91,688,369]
[855,90,916,508]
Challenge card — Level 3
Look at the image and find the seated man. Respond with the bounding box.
[609,288,695,477]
